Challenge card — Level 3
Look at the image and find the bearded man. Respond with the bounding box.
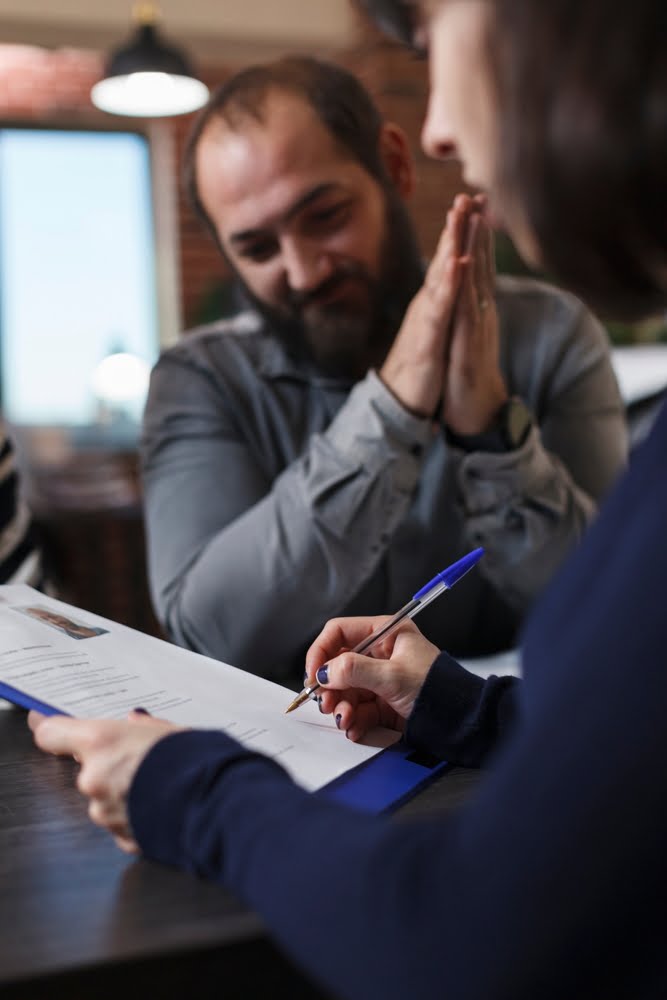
[141,56,625,684]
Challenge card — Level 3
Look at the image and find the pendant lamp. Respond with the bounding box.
[91,3,209,118]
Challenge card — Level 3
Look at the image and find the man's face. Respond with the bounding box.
[195,90,422,377]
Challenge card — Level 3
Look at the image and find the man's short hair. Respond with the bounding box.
[183,56,387,245]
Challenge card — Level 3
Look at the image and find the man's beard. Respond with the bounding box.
[235,187,424,381]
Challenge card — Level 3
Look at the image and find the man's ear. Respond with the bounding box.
[378,122,415,198]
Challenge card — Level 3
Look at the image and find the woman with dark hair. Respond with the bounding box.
[30,2,667,998]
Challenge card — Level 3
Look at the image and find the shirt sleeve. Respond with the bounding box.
[142,358,430,681]
[453,292,627,612]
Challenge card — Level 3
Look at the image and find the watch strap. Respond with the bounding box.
[445,397,533,453]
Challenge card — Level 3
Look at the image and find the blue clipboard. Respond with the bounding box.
[0,681,66,717]
[321,739,450,814]
[2,681,450,813]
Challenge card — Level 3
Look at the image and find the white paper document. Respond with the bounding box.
[0,585,396,792]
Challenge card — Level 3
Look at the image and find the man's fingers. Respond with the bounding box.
[452,256,477,331]
[483,215,496,286]
[471,215,493,306]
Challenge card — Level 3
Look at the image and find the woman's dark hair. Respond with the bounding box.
[493,0,667,318]
[183,57,386,247]
[359,0,667,319]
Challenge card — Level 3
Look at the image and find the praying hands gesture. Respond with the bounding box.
[442,196,509,435]
[379,192,508,433]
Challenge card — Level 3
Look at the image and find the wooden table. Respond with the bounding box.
[0,707,479,999]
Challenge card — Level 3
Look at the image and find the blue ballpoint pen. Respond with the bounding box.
[284,546,485,714]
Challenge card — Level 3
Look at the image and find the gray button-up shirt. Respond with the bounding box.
[141,276,626,684]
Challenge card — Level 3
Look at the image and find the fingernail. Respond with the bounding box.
[316,664,329,685]
[317,696,324,714]
[133,707,150,715]
[335,714,342,729]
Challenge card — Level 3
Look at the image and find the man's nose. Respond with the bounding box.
[281,238,334,294]
[421,95,457,161]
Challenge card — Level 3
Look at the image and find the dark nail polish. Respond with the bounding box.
[318,696,324,713]
[335,714,342,729]
[133,707,150,715]
[316,664,329,685]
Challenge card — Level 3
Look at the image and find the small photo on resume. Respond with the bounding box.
[13,604,109,641]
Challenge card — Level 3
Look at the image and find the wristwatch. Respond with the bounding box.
[446,396,534,453]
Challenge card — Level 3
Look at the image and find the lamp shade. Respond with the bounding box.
[91,22,209,117]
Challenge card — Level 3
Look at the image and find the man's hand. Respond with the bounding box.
[442,196,509,434]
[379,193,508,431]
[379,196,469,418]
[28,710,181,854]
[305,617,439,743]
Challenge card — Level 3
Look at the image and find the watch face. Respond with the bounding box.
[505,397,532,448]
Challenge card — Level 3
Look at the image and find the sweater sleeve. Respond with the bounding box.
[405,651,520,766]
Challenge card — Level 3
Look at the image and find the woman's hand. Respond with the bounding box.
[28,710,181,853]
[305,617,440,742]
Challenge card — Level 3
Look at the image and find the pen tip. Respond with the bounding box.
[285,684,318,715]
[285,688,312,713]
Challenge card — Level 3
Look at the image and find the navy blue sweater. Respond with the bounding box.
[129,400,667,1000]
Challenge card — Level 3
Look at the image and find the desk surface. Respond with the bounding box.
[0,707,478,1000]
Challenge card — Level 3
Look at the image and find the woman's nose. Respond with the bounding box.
[421,96,457,162]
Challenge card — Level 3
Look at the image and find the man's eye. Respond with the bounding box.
[241,241,276,262]
[308,203,349,228]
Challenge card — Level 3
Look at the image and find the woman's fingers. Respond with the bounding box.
[305,616,393,682]
[317,651,395,700]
